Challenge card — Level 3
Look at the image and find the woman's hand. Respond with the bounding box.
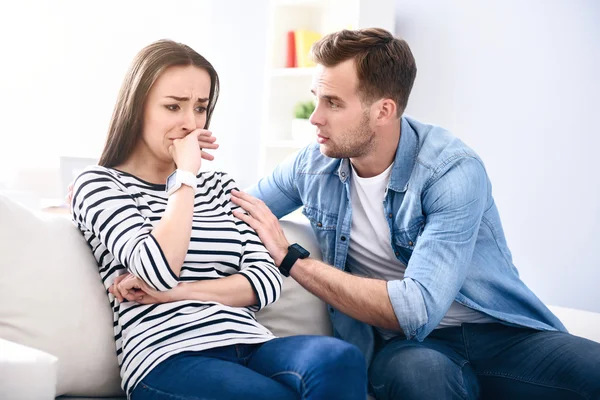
[109,273,180,305]
[169,129,219,174]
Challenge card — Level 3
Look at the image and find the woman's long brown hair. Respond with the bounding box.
[98,40,220,167]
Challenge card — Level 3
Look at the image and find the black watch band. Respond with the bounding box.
[279,243,310,277]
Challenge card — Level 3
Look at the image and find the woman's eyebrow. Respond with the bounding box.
[165,95,209,102]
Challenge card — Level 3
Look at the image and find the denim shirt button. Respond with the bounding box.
[395,251,400,257]
[408,241,414,246]
[388,213,393,219]
[340,236,347,241]
[341,172,346,178]
[317,222,322,227]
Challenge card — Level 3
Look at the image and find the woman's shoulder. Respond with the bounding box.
[199,170,237,185]
[198,170,240,196]
[73,165,126,188]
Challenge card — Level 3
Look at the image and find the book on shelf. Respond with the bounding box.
[286,31,297,68]
[294,30,322,68]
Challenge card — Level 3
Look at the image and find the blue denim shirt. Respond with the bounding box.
[249,116,565,365]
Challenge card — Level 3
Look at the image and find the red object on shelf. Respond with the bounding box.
[286,30,297,68]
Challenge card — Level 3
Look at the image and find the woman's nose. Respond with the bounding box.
[181,109,196,132]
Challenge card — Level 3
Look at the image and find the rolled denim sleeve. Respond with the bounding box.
[388,156,489,340]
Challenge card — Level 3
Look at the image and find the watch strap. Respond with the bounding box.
[279,243,309,277]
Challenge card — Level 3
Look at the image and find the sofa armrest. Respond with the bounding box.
[0,337,58,400]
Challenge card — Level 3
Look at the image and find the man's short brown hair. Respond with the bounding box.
[311,28,417,116]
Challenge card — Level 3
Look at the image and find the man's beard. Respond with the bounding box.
[320,111,375,159]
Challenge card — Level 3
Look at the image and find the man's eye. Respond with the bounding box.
[195,106,207,113]
[165,104,180,111]
[329,100,339,109]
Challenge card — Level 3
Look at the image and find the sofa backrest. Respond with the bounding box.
[0,194,331,397]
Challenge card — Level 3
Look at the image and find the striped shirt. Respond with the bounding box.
[71,166,282,395]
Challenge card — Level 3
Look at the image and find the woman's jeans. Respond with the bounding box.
[369,323,600,400]
[130,335,367,400]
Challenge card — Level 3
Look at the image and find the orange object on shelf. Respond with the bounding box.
[286,30,297,68]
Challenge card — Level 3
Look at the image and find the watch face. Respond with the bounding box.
[166,171,177,191]
[291,243,310,258]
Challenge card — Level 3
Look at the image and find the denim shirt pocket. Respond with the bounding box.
[392,221,424,265]
[302,206,338,265]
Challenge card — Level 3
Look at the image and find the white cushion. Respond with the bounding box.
[0,338,58,400]
[0,195,332,398]
[0,194,123,397]
[256,214,332,337]
[548,305,600,343]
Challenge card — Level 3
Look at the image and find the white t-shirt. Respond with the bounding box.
[345,163,496,340]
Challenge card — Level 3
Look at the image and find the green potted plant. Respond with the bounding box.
[291,100,315,144]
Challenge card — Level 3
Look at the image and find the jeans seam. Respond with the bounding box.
[461,324,472,362]
[458,362,472,400]
[477,372,590,400]
[270,371,307,399]
[134,382,205,400]
[459,325,475,400]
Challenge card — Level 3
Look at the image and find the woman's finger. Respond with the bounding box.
[108,285,124,303]
[113,273,129,286]
[200,151,215,161]
[197,141,219,150]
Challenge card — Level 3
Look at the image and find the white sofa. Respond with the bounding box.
[0,193,599,399]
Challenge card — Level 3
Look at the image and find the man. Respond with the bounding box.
[230,28,600,399]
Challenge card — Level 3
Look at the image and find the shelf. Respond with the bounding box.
[260,0,396,177]
[271,67,315,77]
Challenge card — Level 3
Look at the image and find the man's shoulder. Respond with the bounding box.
[406,116,482,173]
[294,142,342,176]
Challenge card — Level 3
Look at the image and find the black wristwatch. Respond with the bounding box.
[279,243,310,277]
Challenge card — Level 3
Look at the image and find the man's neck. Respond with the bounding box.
[350,120,401,178]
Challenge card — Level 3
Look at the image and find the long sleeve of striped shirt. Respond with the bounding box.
[71,168,179,291]
[219,173,282,310]
[71,166,283,395]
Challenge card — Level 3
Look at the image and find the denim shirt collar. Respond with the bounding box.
[336,116,418,192]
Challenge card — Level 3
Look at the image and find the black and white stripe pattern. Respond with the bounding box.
[71,166,282,395]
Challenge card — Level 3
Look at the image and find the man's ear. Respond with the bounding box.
[371,98,398,126]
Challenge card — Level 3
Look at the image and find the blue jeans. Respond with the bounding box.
[369,323,600,400]
[130,335,367,400]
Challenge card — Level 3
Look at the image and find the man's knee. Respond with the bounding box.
[369,345,478,400]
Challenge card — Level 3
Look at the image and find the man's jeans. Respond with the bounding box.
[130,335,367,400]
[369,323,600,400]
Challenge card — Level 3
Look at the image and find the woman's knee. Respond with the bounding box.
[300,337,367,399]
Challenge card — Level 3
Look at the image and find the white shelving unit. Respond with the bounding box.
[259,0,396,176]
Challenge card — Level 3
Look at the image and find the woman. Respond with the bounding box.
[71,40,367,400]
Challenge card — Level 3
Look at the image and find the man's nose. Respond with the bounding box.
[309,106,324,127]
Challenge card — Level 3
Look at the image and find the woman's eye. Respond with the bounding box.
[195,106,207,113]
[165,104,180,111]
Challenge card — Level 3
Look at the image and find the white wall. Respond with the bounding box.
[0,0,268,198]
[396,0,600,312]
